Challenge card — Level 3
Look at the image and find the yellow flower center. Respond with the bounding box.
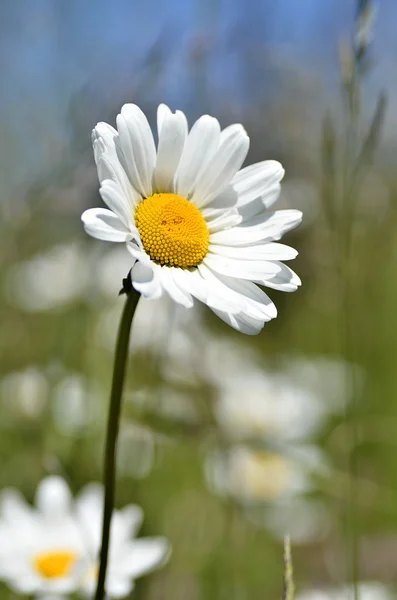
[239,452,293,500]
[135,193,209,268]
[34,550,78,579]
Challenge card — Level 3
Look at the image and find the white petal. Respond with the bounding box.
[203,185,238,212]
[129,254,162,300]
[154,112,187,192]
[99,180,136,230]
[210,308,265,335]
[97,156,141,210]
[159,268,194,308]
[206,210,242,233]
[81,208,133,242]
[203,253,281,280]
[260,262,301,292]
[35,476,72,517]
[76,483,103,521]
[117,505,144,540]
[175,115,220,199]
[209,242,298,261]
[198,264,276,321]
[105,576,134,599]
[171,268,240,313]
[116,104,156,197]
[92,123,118,163]
[0,489,34,525]
[233,160,284,208]
[156,104,172,134]
[192,124,249,208]
[92,123,138,207]
[210,210,302,246]
[116,538,170,578]
[237,186,280,220]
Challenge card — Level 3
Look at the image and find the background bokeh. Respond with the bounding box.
[1,1,397,598]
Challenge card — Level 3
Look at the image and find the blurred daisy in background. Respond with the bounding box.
[5,244,91,312]
[203,342,356,542]
[82,103,302,335]
[295,581,395,600]
[0,367,49,423]
[0,476,170,599]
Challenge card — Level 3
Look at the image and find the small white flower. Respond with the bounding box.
[82,103,302,334]
[0,476,170,599]
[205,444,329,543]
[296,582,394,600]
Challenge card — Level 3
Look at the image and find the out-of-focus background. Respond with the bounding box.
[1,0,397,598]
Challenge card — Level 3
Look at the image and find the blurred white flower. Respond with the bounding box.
[82,102,302,335]
[6,244,90,312]
[0,476,170,599]
[52,375,103,436]
[205,444,329,543]
[0,367,48,421]
[207,342,351,443]
[296,581,394,600]
[117,423,155,478]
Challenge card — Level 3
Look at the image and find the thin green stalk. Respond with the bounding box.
[282,535,294,600]
[95,285,140,600]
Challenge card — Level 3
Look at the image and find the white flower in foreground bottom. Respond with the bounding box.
[0,477,169,599]
[82,103,302,334]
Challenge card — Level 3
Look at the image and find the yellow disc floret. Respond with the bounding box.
[135,193,209,268]
[34,550,78,579]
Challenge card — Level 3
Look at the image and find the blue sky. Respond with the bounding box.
[0,0,396,198]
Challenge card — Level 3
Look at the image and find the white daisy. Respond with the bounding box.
[205,444,329,543]
[82,103,302,334]
[0,476,170,599]
[295,582,395,600]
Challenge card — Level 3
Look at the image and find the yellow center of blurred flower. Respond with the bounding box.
[135,193,209,268]
[34,550,78,579]
[241,452,293,500]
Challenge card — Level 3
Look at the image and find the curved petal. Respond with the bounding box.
[35,476,72,517]
[210,307,265,335]
[208,242,298,261]
[233,160,284,208]
[105,576,134,599]
[199,264,277,320]
[209,210,302,246]
[99,180,136,230]
[175,115,220,199]
[115,538,170,578]
[0,489,35,526]
[130,259,163,299]
[203,253,281,280]
[192,124,249,208]
[206,210,242,233]
[154,112,187,193]
[259,262,301,292]
[116,104,156,198]
[92,124,139,209]
[171,268,240,313]
[159,268,194,308]
[156,104,172,133]
[81,208,133,242]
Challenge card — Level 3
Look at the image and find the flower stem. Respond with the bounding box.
[95,285,140,600]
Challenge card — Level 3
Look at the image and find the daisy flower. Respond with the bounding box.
[205,444,329,543]
[0,476,170,599]
[295,582,394,600]
[82,103,302,334]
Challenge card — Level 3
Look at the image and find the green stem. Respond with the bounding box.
[95,286,140,600]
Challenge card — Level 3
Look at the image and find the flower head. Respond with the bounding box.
[0,476,169,599]
[82,103,302,334]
